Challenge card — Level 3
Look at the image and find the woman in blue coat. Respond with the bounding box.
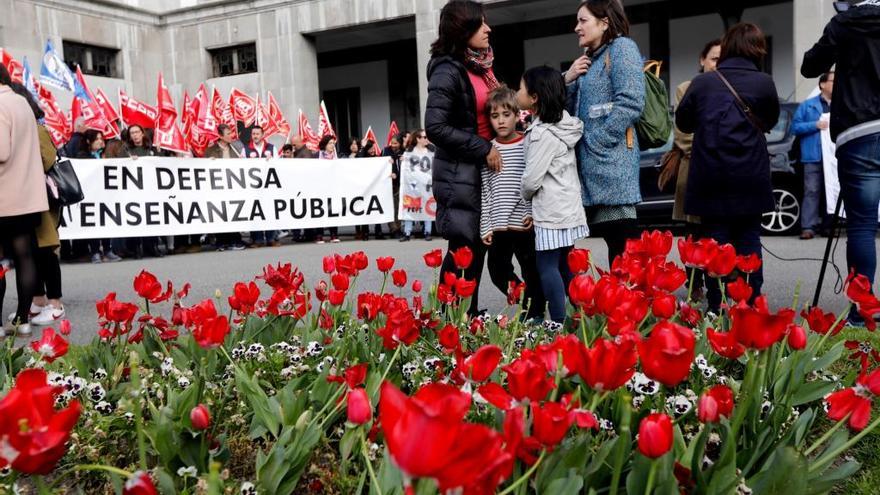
[676,23,780,312]
[565,0,645,266]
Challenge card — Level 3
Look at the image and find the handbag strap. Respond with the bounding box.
[714,71,766,134]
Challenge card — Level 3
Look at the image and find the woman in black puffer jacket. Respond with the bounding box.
[426,0,503,315]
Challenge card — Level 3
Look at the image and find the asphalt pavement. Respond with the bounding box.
[1,233,862,345]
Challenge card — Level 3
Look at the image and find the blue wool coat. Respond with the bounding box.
[566,36,645,208]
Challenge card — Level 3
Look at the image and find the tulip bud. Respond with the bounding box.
[190,404,211,430]
[697,385,735,423]
[787,324,807,350]
[412,280,423,292]
[637,413,673,459]
[347,388,372,424]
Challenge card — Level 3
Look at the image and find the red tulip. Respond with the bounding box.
[846,272,876,306]
[347,388,373,424]
[0,369,82,474]
[424,249,444,268]
[577,337,637,392]
[412,280,423,292]
[787,324,807,350]
[190,404,211,430]
[531,401,574,448]
[801,307,844,336]
[30,328,69,363]
[726,277,753,303]
[328,289,346,306]
[678,236,718,269]
[377,256,395,273]
[729,298,795,350]
[502,356,555,402]
[123,471,159,495]
[706,328,745,360]
[826,388,873,431]
[452,247,473,270]
[459,345,502,382]
[638,321,695,387]
[191,312,229,349]
[331,273,350,291]
[438,324,460,352]
[736,253,762,274]
[860,368,880,395]
[133,270,162,301]
[59,319,72,336]
[322,255,336,274]
[344,363,368,389]
[697,385,735,423]
[455,278,477,298]
[228,281,260,315]
[568,274,596,309]
[507,281,526,305]
[96,292,138,323]
[476,383,515,410]
[646,262,688,292]
[357,292,382,321]
[392,269,408,288]
[651,292,677,319]
[567,248,591,274]
[706,243,737,278]
[638,413,673,459]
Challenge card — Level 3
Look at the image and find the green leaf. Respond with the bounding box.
[705,423,739,495]
[792,380,838,407]
[806,341,845,374]
[536,435,590,492]
[234,366,280,438]
[748,446,808,495]
[806,459,861,494]
[545,471,585,495]
[340,427,358,467]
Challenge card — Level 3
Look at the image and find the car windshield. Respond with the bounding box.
[766,110,790,143]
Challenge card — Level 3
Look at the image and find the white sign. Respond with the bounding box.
[820,113,880,218]
[58,157,393,239]
[398,149,436,222]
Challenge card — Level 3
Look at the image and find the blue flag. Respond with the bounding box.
[39,39,75,92]
[22,57,39,100]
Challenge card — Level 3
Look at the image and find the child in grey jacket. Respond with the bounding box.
[517,66,588,323]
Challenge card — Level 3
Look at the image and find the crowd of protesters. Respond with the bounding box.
[3,0,878,334]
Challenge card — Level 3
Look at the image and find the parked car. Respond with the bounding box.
[637,103,803,235]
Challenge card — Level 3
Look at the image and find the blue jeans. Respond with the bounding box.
[251,231,278,244]
[702,215,764,312]
[801,162,825,232]
[403,220,433,237]
[838,133,880,319]
[535,246,574,323]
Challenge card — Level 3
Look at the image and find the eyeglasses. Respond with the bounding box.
[418,135,428,139]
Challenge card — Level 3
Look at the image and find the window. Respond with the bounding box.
[63,41,120,78]
[209,43,258,78]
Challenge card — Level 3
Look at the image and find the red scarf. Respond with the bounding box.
[464,46,500,91]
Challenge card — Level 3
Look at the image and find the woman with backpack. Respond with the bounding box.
[675,23,780,313]
[565,0,645,266]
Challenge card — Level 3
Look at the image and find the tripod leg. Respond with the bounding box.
[811,193,845,308]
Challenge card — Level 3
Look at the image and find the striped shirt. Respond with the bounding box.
[480,134,532,238]
[535,224,589,251]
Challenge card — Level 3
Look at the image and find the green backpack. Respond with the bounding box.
[637,61,674,151]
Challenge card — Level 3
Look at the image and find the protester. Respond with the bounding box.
[479,87,545,320]
[291,135,316,158]
[204,124,244,158]
[347,137,361,158]
[125,124,156,157]
[399,129,434,242]
[355,137,388,240]
[802,0,880,326]
[75,130,120,262]
[792,71,834,240]
[426,0,501,314]
[0,65,47,336]
[244,126,275,158]
[564,0,645,267]
[676,22,780,313]
[383,134,405,238]
[518,67,588,323]
[670,38,721,301]
[316,135,340,243]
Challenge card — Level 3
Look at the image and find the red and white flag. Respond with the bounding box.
[71,66,111,134]
[228,88,257,127]
[154,72,189,154]
[187,83,218,157]
[267,91,291,138]
[1,48,23,84]
[180,91,194,141]
[40,91,71,148]
[118,89,158,129]
[93,87,120,139]
[297,109,319,151]
[386,120,400,147]
[317,100,335,138]
[211,87,237,140]
[255,94,279,139]
[363,126,382,157]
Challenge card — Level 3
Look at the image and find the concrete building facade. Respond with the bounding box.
[0,0,837,146]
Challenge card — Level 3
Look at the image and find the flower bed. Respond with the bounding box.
[1,230,879,494]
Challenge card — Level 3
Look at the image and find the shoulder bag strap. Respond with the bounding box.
[714,71,766,134]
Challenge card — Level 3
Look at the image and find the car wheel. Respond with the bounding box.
[762,187,801,235]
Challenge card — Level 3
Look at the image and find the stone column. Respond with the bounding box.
[793,0,836,101]
[415,1,446,125]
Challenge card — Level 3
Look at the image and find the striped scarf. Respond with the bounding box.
[464,46,500,90]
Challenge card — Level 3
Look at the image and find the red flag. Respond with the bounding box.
[187,84,218,157]
[255,94,279,139]
[40,91,70,148]
[297,109,319,151]
[228,88,257,126]
[119,89,158,129]
[267,91,291,138]
[71,66,111,134]
[180,91,194,141]
[386,121,400,147]
[211,87,237,140]
[363,126,382,157]
[1,49,23,84]
[155,72,189,154]
[93,87,120,139]
[317,100,335,138]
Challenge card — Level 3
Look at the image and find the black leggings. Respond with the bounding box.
[535,246,574,323]
[589,218,638,268]
[486,230,546,320]
[34,247,63,300]
[0,230,40,324]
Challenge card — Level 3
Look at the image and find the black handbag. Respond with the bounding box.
[45,157,84,207]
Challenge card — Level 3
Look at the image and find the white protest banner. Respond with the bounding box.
[820,113,880,218]
[398,149,436,222]
[58,157,393,240]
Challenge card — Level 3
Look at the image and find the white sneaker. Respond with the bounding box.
[31,305,65,325]
[15,323,32,336]
[7,303,45,323]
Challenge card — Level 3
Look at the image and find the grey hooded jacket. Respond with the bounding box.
[522,111,588,230]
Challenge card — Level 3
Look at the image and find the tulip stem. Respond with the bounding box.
[49,464,135,490]
[128,352,149,471]
[35,476,51,495]
[498,450,546,495]
[808,414,880,473]
[686,268,696,303]
[804,415,849,456]
[373,345,403,396]
[359,430,381,494]
[644,460,658,495]
[812,304,850,353]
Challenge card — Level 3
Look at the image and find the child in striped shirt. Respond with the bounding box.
[480,86,546,321]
